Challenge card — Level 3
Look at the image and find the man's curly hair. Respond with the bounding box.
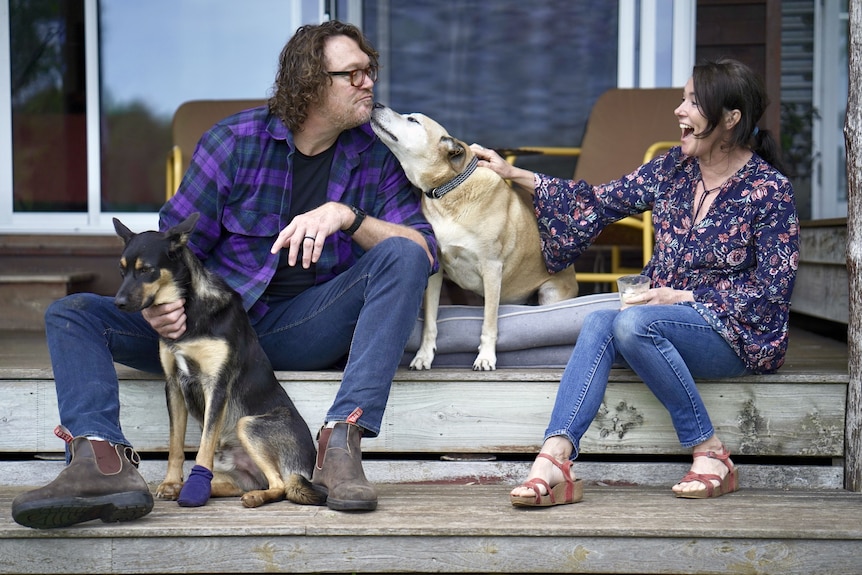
[268,21,379,132]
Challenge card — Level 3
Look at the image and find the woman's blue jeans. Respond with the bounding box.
[545,304,751,457]
[45,237,430,449]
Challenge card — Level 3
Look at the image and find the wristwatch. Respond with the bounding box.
[344,205,366,236]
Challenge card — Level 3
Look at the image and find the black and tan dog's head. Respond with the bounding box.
[112,213,200,312]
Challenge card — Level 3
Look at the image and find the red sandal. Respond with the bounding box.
[510,453,583,507]
[675,444,739,499]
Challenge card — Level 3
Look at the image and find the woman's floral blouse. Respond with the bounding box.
[533,146,798,374]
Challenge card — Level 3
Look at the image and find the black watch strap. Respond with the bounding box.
[345,205,366,236]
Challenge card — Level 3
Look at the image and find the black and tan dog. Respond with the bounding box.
[112,212,324,508]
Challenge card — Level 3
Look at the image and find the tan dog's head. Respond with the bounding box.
[370,103,474,192]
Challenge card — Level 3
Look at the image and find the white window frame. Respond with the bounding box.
[812,0,849,220]
[0,0,319,234]
[1,0,695,234]
[0,0,14,230]
[617,0,695,89]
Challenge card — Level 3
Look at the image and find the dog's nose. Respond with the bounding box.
[373,102,385,110]
[114,296,128,310]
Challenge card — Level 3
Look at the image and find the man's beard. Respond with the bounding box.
[325,96,373,131]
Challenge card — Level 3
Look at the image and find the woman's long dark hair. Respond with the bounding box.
[692,58,786,174]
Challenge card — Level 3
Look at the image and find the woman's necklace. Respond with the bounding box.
[693,178,723,222]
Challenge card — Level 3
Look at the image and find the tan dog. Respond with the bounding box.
[371,103,579,370]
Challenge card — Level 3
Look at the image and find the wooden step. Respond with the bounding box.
[2,483,862,574]
[1,366,848,460]
[0,272,95,330]
[0,328,849,490]
[0,327,855,575]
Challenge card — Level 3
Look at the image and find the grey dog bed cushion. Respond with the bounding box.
[401,292,620,368]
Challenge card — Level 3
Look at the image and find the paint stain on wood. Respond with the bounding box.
[799,410,843,455]
[595,400,644,439]
[737,399,768,454]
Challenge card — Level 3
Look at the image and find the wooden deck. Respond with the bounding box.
[1,326,858,574]
[2,484,862,574]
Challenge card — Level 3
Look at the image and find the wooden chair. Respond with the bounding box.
[505,87,682,287]
[165,99,266,200]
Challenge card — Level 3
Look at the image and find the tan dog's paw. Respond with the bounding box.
[472,350,497,371]
[409,345,436,370]
[409,354,434,370]
[156,481,183,500]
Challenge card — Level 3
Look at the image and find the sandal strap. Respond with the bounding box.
[536,453,575,501]
[521,477,554,504]
[692,445,733,473]
[679,470,722,496]
[681,445,735,497]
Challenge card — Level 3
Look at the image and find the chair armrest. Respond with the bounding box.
[165,145,182,201]
[504,146,581,165]
[642,141,678,163]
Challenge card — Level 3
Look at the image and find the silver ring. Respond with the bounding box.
[304,235,316,241]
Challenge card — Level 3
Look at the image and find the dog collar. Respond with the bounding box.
[424,156,479,199]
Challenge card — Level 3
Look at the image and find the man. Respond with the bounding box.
[12,20,436,528]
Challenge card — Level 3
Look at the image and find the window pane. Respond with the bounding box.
[10,0,87,212]
[98,0,300,212]
[363,0,618,178]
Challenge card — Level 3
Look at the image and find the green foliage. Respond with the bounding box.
[780,102,819,180]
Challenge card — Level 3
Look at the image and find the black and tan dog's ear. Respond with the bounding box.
[165,212,201,250]
[113,218,135,244]
[441,136,468,171]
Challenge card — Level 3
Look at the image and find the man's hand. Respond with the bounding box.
[142,299,187,339]
[270,202,353,268]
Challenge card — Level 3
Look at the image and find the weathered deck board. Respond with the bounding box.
[0,376,848,458]
[0,326,849,459]
[2,484,862,574]
[0,329,857,575]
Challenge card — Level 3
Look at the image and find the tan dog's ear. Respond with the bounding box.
[440,136,468,171]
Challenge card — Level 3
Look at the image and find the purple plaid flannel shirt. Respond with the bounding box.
[160,105,437,321]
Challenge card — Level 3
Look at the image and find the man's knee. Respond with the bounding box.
[372,237,431,286]
[45,293,101,327]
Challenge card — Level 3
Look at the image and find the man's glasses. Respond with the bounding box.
[327,65,378,87]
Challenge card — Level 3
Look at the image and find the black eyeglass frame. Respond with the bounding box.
[327,65,379,87]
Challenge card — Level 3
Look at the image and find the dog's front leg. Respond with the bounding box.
[410,271,443,370]
[474,261,503,371]
[156,368,188,500]
[176,373,229,507]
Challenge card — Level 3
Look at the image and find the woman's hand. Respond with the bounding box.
[142,299,187,339]
[470,144,537,193]
[635,287,695,306]
[470,145,515,179]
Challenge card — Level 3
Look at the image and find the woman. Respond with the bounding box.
[472,58,798,506]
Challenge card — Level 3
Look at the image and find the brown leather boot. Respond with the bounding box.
[312,422,377,511]
[12,436,154,529]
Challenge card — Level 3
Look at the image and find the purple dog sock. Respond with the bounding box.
[177,464,213,507]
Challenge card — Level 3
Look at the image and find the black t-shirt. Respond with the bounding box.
[264,144,335,299]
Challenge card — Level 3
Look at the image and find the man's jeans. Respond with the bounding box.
[46,237,430,450]
[545,304,751,456]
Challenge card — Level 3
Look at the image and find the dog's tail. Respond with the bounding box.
[285,473,327,506]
